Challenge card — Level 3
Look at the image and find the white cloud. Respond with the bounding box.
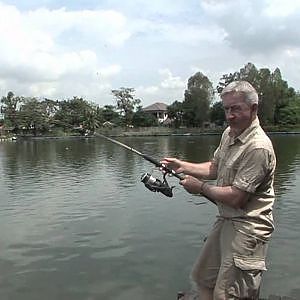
[264,0,300,17]
[200,0,300,56]
[0,2,129,103]
[137,86,159,95]
[98,65,122,78]
[159,69,186,89]
[135,69,186,106]
[0,0,299,108]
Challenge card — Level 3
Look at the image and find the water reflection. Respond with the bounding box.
[270,134,300,198]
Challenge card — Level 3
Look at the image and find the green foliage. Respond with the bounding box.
[210,101,225,126]
[54,97,90,127]
[218,62,298,126]
[18,97,49,135]
[277,94,300,125]
[1,91,22,129]
[102,105,121,125]
[167,101,183,128]
[182,72,214,127]
[1,67,299,135]
[111,87,141,125]
[132,107,157,127]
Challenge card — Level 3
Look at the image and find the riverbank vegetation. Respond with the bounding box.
[1,62,300,137]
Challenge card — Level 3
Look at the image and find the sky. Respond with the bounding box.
[0,0,299,107]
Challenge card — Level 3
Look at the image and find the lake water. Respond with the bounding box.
[0,134,299,300]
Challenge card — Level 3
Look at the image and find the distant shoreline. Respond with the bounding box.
[2,130,300,141]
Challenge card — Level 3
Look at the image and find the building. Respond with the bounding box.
[142,102,168,124]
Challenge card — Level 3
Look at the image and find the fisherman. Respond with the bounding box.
[161,81,276,300]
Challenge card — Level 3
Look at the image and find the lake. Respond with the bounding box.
[0,134,299,300]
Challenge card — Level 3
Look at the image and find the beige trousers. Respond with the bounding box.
[191,218,268,300]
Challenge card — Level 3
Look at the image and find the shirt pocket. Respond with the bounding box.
[219,160,238,186]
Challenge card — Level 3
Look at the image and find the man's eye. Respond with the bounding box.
[223,106,241,113]
[232,106,241,112]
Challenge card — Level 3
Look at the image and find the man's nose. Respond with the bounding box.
[226,110,235,119]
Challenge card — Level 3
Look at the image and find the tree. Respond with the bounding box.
[182,72,214,127]
[42,98,59,120]
[210,101,225,126]
[111,87,141,125]
[167,100,183,128]
[102,105,121,125]
[217,63,259,94]
[217,72,239,94]
[1,91,22,130]
[271,68,296,125]
[279,93,300,125]
[256,68,274,125]
[18,97,49,135]
[54,97,92,129]
[217,62,298,126]
[132,106,157,127]
[83,109,101,133]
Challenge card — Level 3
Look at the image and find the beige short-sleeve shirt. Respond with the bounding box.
[213,117,276,241]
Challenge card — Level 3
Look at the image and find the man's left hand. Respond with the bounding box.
[180,175,204,195]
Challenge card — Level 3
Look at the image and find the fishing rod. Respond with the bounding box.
[95,133,184,197]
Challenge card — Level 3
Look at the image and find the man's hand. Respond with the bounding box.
[160,157,185,174]
[180,175,204,195]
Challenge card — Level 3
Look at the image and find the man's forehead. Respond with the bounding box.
[222,91,244,99]
[222,92,245,104]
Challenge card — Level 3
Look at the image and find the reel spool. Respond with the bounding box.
[141,172,175,197]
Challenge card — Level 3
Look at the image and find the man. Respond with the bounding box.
[161,81,276,300]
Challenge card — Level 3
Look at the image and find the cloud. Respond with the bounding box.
[136,69,186,106]
[201,0,300,55]
[159,69,185,89]
[0,2,128,102]
[98,65,122,78]
[0,0,299,108]
[264,0,300,17]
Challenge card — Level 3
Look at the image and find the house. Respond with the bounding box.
[0,125,15,140]
[142,102,168,124]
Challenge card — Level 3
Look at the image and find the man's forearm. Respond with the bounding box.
[201,183,249,209]
[183,161,217,180]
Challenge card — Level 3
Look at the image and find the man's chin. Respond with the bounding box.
[229,126,242,137]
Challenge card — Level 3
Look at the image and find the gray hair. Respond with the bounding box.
[220,81,259,105]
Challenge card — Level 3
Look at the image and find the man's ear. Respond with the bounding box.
[252,103,258,114]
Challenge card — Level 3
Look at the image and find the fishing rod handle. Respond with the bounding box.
[161,164,185,181]
[143,154,184,181]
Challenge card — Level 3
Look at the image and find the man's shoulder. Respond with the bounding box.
[221,126,231,140]
[250,126,274,150]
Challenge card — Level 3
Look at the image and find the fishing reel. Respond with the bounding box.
[141,172,175,197]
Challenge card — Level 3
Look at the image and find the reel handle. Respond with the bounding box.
[142,154,184,180]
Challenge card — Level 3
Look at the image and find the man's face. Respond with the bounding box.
[222,92,256,136]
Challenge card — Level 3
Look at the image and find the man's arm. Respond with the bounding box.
[180,176,249,209]
[160,158,218,180]
[201,183,249,209]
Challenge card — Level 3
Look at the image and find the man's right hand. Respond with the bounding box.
[160,157,185,175]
